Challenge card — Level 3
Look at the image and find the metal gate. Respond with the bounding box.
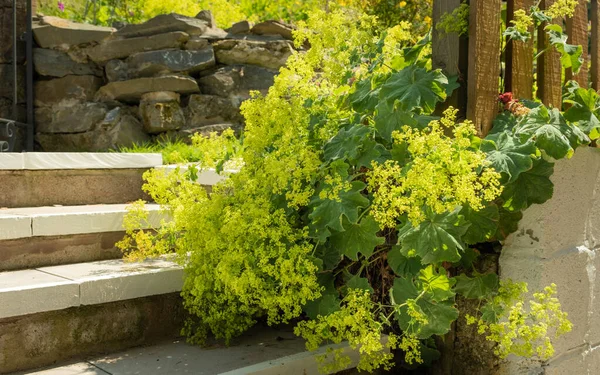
[0,0,34,152]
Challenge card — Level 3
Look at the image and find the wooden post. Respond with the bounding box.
[467,0,502,136]
[565,0,589,87]
[432,0,468,116]
[592,0,600,90]
[505,0,535,99]
[537,0,563,108]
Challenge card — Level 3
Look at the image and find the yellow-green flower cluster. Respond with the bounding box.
[437,3,470,37]
[295,289,399,373]
[367,108,503,228]
[466,282,572,360]
[511,9,534,34]
[546,0,579,19]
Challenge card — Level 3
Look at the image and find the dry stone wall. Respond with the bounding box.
[31,12,295,151]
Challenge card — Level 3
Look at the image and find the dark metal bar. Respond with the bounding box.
[26,0,34,151]
[12,0,18,120]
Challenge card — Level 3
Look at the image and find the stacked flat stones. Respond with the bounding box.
[31,12,295,151]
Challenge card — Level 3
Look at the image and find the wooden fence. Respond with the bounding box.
[432,0,599,136]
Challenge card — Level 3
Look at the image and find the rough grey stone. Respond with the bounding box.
[184,36,210,50]
[86,31,189,64]
[126,48,215,78]
[35,75,103,107]
[35,102,108,133]
[185,94,242,127]
[198,65,276,106]
[250,20,294,40]
[34,48,102,77]
[33,16,115,48]
[115,13,209,38]
[36,107,149,151]
[228,21,252,35]
[105,59,129,82]
[0,64,25,103]
[139,91,185,134]
[195,10,215,28]
[95,75,200,102]
[213,39,292,70]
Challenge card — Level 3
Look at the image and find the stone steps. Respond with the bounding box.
[0,203,164,271]
[0,153,161,208]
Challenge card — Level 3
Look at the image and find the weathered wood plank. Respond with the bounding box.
[537,0,563,108]
[565,0,589,87]
[432,0,467,115]
[466,0,502,136]
[592,0,600,90]
[505,0,535,99]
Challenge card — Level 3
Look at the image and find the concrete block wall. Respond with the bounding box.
[499,147,600,374]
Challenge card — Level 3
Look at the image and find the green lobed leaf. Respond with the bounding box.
[314,244,342,270]
[392,277,459,339]
[546,24,583,74]
[494,206,524,241]
[482,131,536,183]
[354,138,390,169]
[454,273,499,299]
[309,180,370,242]
[323,125,370,162]
[348,78,379,113]
[387,245,423,277]
[515,106,589,160]
[418,265,456,302]
[501,158,554,212]
[397,208,470,265]
[564,88,600,140]
[374,100,418,142]
[329,215,385,261]
[304,294,341,320]
[460,203,500,245]
[379,66,448,114]
[345,274,374,294]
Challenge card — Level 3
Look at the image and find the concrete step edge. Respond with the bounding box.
[0,257,183,319]
[0,152,162,170]
[0,203,166,241]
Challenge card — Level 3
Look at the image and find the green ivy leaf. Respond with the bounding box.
[398,208,470,264]
[501,158,554,212]
[304,293,341,320]
[482,131,536,183]
[494,207,523,241]
[387,246,423,277]
[309,181,370,241]
[392,277,459,339]
[418,265,456,302]
[546,24,583,74]
[515,106,588,159]
[460,204,500,245]
[345,274,374,294]
[380,66,448,114]
[330,215,385,261]
[348,78,379,112]
[454,273,499,299]
[323,125,370,162]
[564,88,600,140]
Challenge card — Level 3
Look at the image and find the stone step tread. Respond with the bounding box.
[18,325,363,375]
[0,203,164,240]
[0,152,162,170]
[0,257,182,319]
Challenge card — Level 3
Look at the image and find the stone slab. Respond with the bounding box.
[95,75,200,102]
[22,152,162,169]
[33,17,115,48]
[17,362,110,374]
[39,258,183,305]
[0,203,162,237]
[0,168,150,208]
[0,152,24,169]
[0,213,32,240]
[0,269,79,318]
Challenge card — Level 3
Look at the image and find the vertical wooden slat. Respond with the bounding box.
[565,0,589,87]
[505,0,535,99]
[432,0,468,116]
[592,0,600,90]
[537,0,563,108]
[467,0,502,136]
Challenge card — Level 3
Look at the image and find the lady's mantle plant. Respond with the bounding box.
[117,5,597,372]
